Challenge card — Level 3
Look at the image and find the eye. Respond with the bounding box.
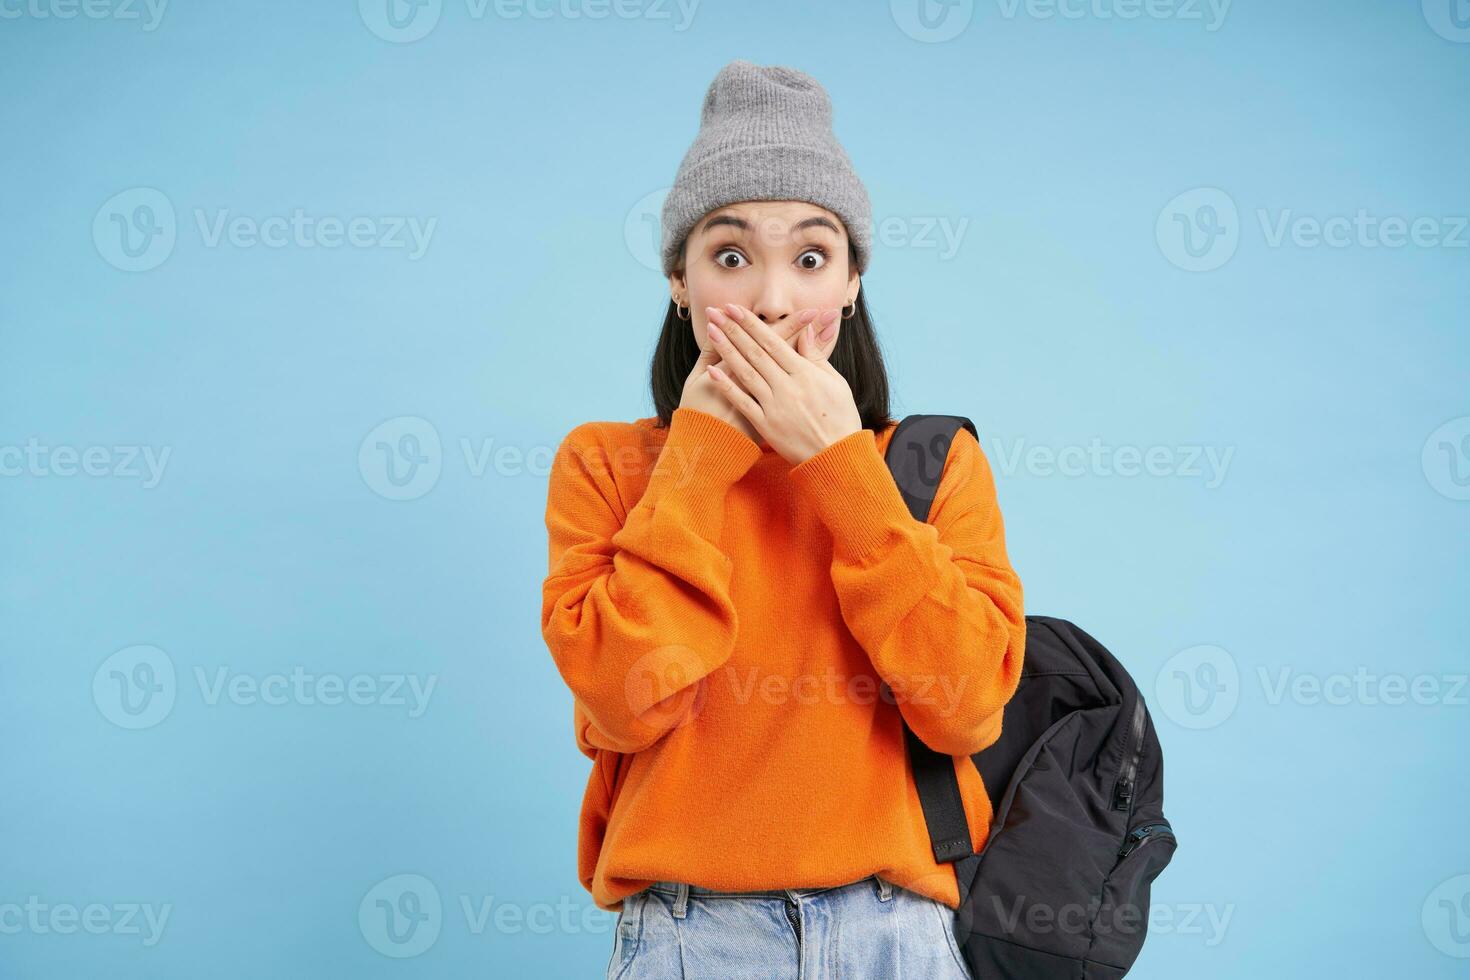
[797,247,828,271]
[713,247,748,269]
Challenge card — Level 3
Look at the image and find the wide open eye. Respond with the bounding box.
[713,247,748,269]
[797,247,828,271]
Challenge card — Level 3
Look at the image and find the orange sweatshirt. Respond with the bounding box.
[541,407,1025,912]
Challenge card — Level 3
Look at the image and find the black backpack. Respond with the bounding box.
[882,414,1177,979]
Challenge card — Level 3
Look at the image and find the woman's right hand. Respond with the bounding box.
[678,308,841,443]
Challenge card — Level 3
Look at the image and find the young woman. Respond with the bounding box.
[542,60,1025,979]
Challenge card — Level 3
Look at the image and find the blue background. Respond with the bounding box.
[2,0,1468,976]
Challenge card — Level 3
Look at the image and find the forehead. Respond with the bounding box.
[694,200,845,238]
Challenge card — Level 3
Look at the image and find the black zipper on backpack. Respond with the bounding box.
[1118,822,1174,858]
[1111,697,1146,811]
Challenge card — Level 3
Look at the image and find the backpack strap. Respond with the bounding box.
[881,414,985,903]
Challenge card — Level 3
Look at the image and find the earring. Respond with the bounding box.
[841,299,856,319]
[675,301,691,321]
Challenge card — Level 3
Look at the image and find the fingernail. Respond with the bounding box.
[706,306,725,324]
[819,322,836,341]
[724,302,742,316]
[708,323,725,344]
[806,324,815,343]
[821,309,839,325]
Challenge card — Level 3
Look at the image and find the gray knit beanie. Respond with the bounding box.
[660,59,872,278]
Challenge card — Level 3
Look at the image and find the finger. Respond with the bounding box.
[706,363,765,429]
[786,308,840,363]
[722,303,805,378]
[813,309,841,361]
[795,316,819,360]
[705,307,773,404]
[791,310,823,361]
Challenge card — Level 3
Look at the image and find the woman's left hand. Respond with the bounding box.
[703,302,863,466]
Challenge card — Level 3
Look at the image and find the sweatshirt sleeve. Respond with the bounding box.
[542,407,764,754]
[787,425,1025,757]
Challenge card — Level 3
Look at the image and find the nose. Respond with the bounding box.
[748,279,793,332]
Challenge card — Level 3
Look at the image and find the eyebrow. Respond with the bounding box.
[699,213,842,238]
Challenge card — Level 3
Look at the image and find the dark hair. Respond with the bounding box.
[649,242,895,433]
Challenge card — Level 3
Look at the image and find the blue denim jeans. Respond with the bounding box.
[605,874,975,979]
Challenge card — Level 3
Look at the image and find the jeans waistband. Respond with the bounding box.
[646,874,892,902]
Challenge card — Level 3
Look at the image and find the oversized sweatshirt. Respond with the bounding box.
[540,406,1025,912]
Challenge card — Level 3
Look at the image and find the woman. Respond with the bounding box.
[541,59,1025,979]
